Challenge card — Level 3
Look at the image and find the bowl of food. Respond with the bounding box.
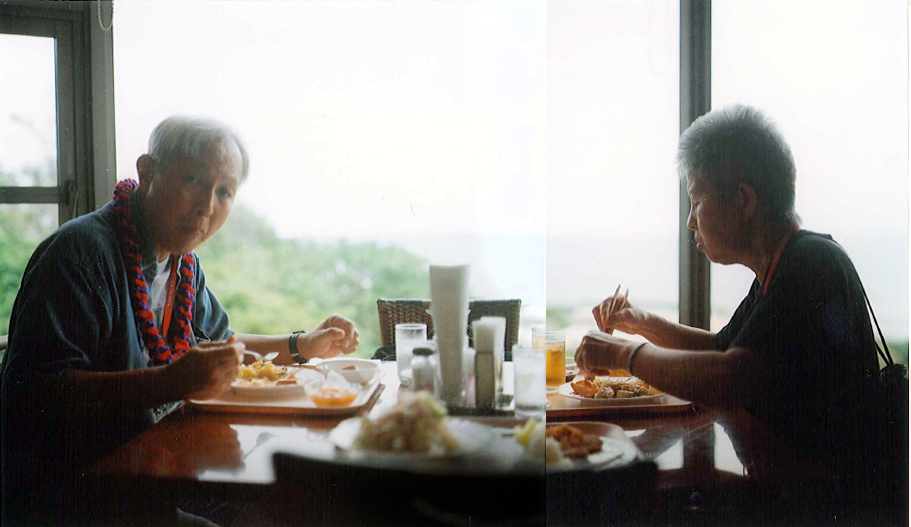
[316,358,380,384]
[303,377,361,407]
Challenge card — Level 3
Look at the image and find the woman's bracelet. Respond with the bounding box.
[627,342,648,375]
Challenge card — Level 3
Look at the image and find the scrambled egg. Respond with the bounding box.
[235,361,289,386]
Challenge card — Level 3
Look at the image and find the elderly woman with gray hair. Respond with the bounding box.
[576,105,901,520]
[1,116,359,526]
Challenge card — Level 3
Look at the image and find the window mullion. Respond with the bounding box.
[678,0,712,330]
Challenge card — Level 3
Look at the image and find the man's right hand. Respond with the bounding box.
[166,335,245,400]
[593,294,650,335]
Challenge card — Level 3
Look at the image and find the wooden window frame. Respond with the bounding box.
[0,1,116,224]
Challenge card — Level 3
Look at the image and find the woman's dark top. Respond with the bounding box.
[714,230,885,492]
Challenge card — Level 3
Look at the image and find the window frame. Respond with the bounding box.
[0,1,115,224]
[678,0,712,329]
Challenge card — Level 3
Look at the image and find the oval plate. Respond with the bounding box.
[230,367,323,397]
[328,417,496,458]
[556,380,664,406]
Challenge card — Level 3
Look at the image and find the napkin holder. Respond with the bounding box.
[473,317,505,410]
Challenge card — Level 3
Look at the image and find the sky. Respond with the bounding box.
[1,0,908,338]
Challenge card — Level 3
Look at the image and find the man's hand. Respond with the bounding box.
[593,294,650,334]
[574,330,639,378]
[166,335,245,400]
[297,314,359,360]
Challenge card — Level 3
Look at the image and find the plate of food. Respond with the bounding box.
[515,420,639,470]
[328,391,495,458]
[557,376,664,406]
[231,361,323,397]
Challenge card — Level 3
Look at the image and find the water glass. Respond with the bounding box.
[512,345,546,419]
[396,323,427,386]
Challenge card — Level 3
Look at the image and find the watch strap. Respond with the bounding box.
[289,330,307,364]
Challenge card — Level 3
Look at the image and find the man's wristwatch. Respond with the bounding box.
[289,330,307,364]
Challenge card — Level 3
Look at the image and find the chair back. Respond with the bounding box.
[376,299,434,350]
[376,298,521,359]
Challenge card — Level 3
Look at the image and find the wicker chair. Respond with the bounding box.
[376,298,521,359]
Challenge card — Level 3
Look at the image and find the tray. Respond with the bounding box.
[546,391,693,418]
[189,376,385,416]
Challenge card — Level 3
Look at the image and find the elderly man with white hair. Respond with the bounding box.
[1,116,359,526]
[576,105,904,522]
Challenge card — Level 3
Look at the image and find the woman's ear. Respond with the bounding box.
[738,182,757,220]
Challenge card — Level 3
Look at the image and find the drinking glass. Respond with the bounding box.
[396,323,427,386]
[531,325,546,352]
[512,345,546,419]
[545,331,566,391]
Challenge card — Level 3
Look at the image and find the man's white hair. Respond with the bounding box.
[148,116,249,181]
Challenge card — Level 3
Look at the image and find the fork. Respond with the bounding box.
[244,350,280,362]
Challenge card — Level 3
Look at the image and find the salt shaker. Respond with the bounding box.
[411,346,437,393]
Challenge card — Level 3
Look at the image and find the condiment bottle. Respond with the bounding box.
[411,346,437,393]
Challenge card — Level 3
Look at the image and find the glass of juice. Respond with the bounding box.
[545,331,566,391]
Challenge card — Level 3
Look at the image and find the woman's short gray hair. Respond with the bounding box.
[148,116,250,181]
[677,104,799,227]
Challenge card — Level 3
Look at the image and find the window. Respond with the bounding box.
[546,0,680,351]
[113,1,545,356]
[0,2,115,337]
[711,0,909,360]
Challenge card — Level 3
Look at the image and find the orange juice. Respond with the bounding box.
[545,340,566,388]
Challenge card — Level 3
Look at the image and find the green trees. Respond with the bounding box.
[190,205,430,358]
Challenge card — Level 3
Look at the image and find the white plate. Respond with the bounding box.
[556,380,664,406]
[328,417,496,458]
[231,367,323,397]
[545,421,640,471]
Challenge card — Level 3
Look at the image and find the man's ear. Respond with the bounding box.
[136,154,156,192]
[737,182,757,220]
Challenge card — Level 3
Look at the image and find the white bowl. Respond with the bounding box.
[316,358,380,384]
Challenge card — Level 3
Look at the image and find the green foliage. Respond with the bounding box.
[194,205,430,358]
[545,307,570,332]
[887,341,909,367]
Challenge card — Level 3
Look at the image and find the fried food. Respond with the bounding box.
[573,376,653,399]
[545,424,603,459]
[571,379,599,398]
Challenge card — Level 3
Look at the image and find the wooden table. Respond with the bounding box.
[87,363,833,526]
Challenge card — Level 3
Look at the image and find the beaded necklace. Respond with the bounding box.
[112,179,196,366]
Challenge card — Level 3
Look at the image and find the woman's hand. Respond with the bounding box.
[167,335,245,400]
[574,330,639,378]
[298,314,360,360]
[593,293,650,335]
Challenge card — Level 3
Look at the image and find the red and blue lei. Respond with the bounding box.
[112,179,196,366]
